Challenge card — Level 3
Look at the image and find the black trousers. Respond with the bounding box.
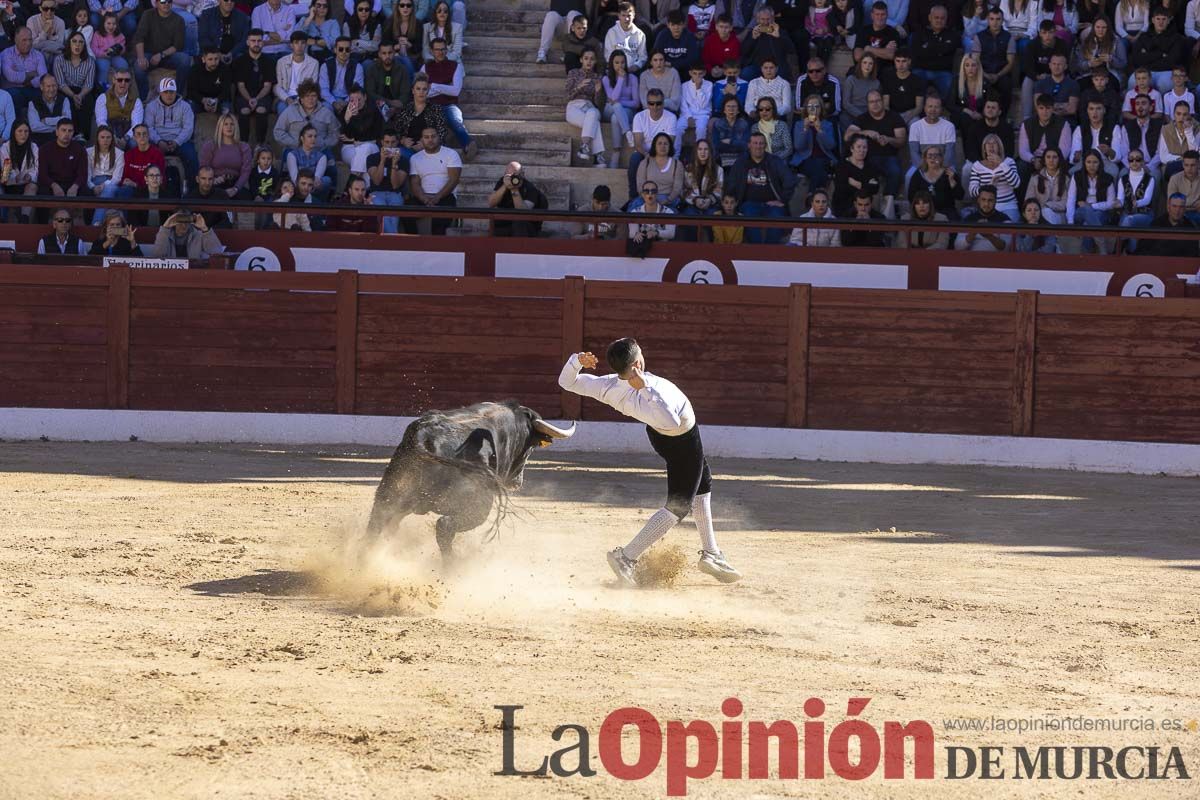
[646,424,712,520]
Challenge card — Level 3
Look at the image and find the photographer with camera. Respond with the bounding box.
[366,131,408,233]
[147,206,223,259]
[487,160,549,238]
[89,210,143,256]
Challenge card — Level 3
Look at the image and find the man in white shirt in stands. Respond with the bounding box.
[1071,98,1128,177]
[404,126,461,236]
[558,337,742,587]
[627,87,677,201]
[274,30,319,113]
[907,93,956,168]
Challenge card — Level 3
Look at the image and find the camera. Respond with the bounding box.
[510,175,522,187]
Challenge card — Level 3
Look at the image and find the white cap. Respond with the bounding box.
[159,77,177,93]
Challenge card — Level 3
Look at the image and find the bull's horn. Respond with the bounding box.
[533,419,577,439]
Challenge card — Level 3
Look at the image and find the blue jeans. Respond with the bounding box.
[797,154,832,190]
[739,200,788,244]
[92,178,135,224]
[135,51,192,99]
[868,154,902,196]
[442,103,471,148]
[372,190,406,233]
[1120,211,1153,252]
[912,69,952,101]
[161,141,199,187]
[172,8,200,56]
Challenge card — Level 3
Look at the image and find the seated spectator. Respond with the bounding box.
[388,73,448,153]
[189,46,232,115]
[272,177,311,231]
[1078,65,1123,128]
[187,166,232,228]
[87,124,129,224]
[570,183,618,239]
[907,143,963,218]
[954,185,1010,250]
[795,56,840,120]
[910,8,957,101]
[274,78,340,152]
[1158,100,1200,178]
[1163,66,1194,118]
[1024,145,1070,223]
[339,85,383,176]
[250,0,296,58]
[345,2,383,63]
[1071,17,1126,85]
[675,61,710,157]
[880,47,926,123]
[487,160,549,238]
[421,1,462,62]
[198,0,249,67]
[744,56,791,124]
[896,190,949,248]
[710,192,743,243]
[834,134,882,217]
[963,94,1013,177]
[325,175,374,231]
[404,125,460,235]
[678,138,722,239]
[627,86,677,198]
[791,93,838,191]
[1117,147,1158,250]
[199,111,251,198]
[710,59,747,115]
[636,131,684,207]
[709,93,749,169]
[124,121,165,185]
[1019,93,1073,175]
[1022,20,1070,118]
[560,14,601,74]
[37,208,88,255]
[640,50,682,114]
[1139,191,1200,255]
[788,187,840,247]
[908,94,957,170]
[700,14,738,79]
[1032,53,1080,122]
[1122,67,1164,122]
[1165,150,1200,224]
[602,50,638,169]
[723,131,796,244]
[28,73,71,145]
[301,0,343,64]
[133,0,191,99]
[247,144,280,200]
[55,31,95,137]
[968,133,1021,220]
[1125,92,1165,173]
[92,12,128,91]
[739,5,797,82]
[93,66,142,141]
[854,2,898,75]
[0,120,38,223]
[320,36,363,116]
[839,53,878,131]
[275,30,318,112]
[37,119,88,212]
[751,96,791,162]
[89,210,143,255]
[286,167,320,229]
[1071,98,1129,176]
[969,8,1015,113]
[566,47,608,167]
[285,123,333,198]
[628,179,676,246]
[147,207,222,257]
[844,89,905,200]
[1129,8,1185,95]
[1066,148,1118,252]
[1013,198,1059,253]
[31,2,66,64]
[424,39,472,157]
[604,3,648,73]
[130,163,178,227]
[146,77,197,183]
[364,40,412,121]
[366,130,407,232]
[232,29,272,142]
[653,11,699,79]
[2,28,49,112]
[841,191,888,247]
[537,0,584,65]
[686,0,718,43]
[946,53,987,130]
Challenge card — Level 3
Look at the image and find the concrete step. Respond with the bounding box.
[470,143,571,166]
[469,118,576,137]
[465,36,545,63]
[466,9,549,35]
[468,0,548,13]
[464,74,563,93]
[460,88,563,106]
[459,103,563,121]
[466,59,566,79]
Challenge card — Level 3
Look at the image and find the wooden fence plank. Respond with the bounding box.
[336,269,358,414]
[1012,289,1038,436]
[560,276,585,420]
[106,265,130,409]
[786,284,811,428]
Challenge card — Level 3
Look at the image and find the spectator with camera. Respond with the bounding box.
[89,210,143,255]
[487,160,549,238]
[366,130,407,232]
[147,206,223,258]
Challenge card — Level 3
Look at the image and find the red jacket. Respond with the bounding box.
[124,144,166,189]
[702,32,741,74]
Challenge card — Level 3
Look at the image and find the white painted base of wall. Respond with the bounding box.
[2,408,1198,477]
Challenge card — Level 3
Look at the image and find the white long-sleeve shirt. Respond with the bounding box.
[1066,175,1116,223]
[745,76,792,117]
[427,61,464,103]
[680,79,713,120]
[604,23,648,70]
[558,354,695,436]
[1070,123,1128,168]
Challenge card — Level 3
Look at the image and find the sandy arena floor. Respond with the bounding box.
[1,441,1198,799]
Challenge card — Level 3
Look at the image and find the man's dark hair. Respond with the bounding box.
[715,13,732,24]
[1039,19,1055,31]
[296,168,316,181]
[872,1,888,10]
[1183,150,1200,160]
[894,47,911,59]
[978,185,998,197]
[290,30,308,42]
[248,27,264,38]
[666,10,683,24]
[854,190,875,202]
[202,46,221,56]
[1035,92,1053,108]
[606,337,641,376]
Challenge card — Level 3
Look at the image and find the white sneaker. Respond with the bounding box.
[576,142,591,159]
[606,547,638,588]
[698,550,742,583]
[536,51,547,64]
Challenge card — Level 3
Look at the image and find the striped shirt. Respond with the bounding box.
[968,157,1021,207]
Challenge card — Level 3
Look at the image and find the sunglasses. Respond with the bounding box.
[1129,156,1143,161]
[114,77,130,82]
[647,100,662,106]
[53,217,71,223]
[335,46,350,52]
[757,106,771,112]
[641,189,656,194]
[808,68,824,74]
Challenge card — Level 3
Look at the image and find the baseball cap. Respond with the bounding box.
[159,77,177,93]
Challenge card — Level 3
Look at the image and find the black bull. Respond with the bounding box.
[366,401,576,557]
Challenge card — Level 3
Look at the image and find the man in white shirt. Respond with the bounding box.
[274,30,318,112]
[250,0,295,55]
[744,56,791,118]
[603,2,647,71]
[404,126,461,235]
[1071,99,1128,177]
[558,338,741,587]
[627,87,677,200]
[907,93,956,167]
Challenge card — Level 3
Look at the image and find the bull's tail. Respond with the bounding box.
[410,448,514,543]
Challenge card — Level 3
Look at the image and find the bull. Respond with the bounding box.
[366,400,576,559]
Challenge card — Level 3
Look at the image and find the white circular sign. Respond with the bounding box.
[676,260,725,285]
[235,246,281,272]
[1121,273,1165,298]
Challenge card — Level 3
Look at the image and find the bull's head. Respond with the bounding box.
[506,407,576,490]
